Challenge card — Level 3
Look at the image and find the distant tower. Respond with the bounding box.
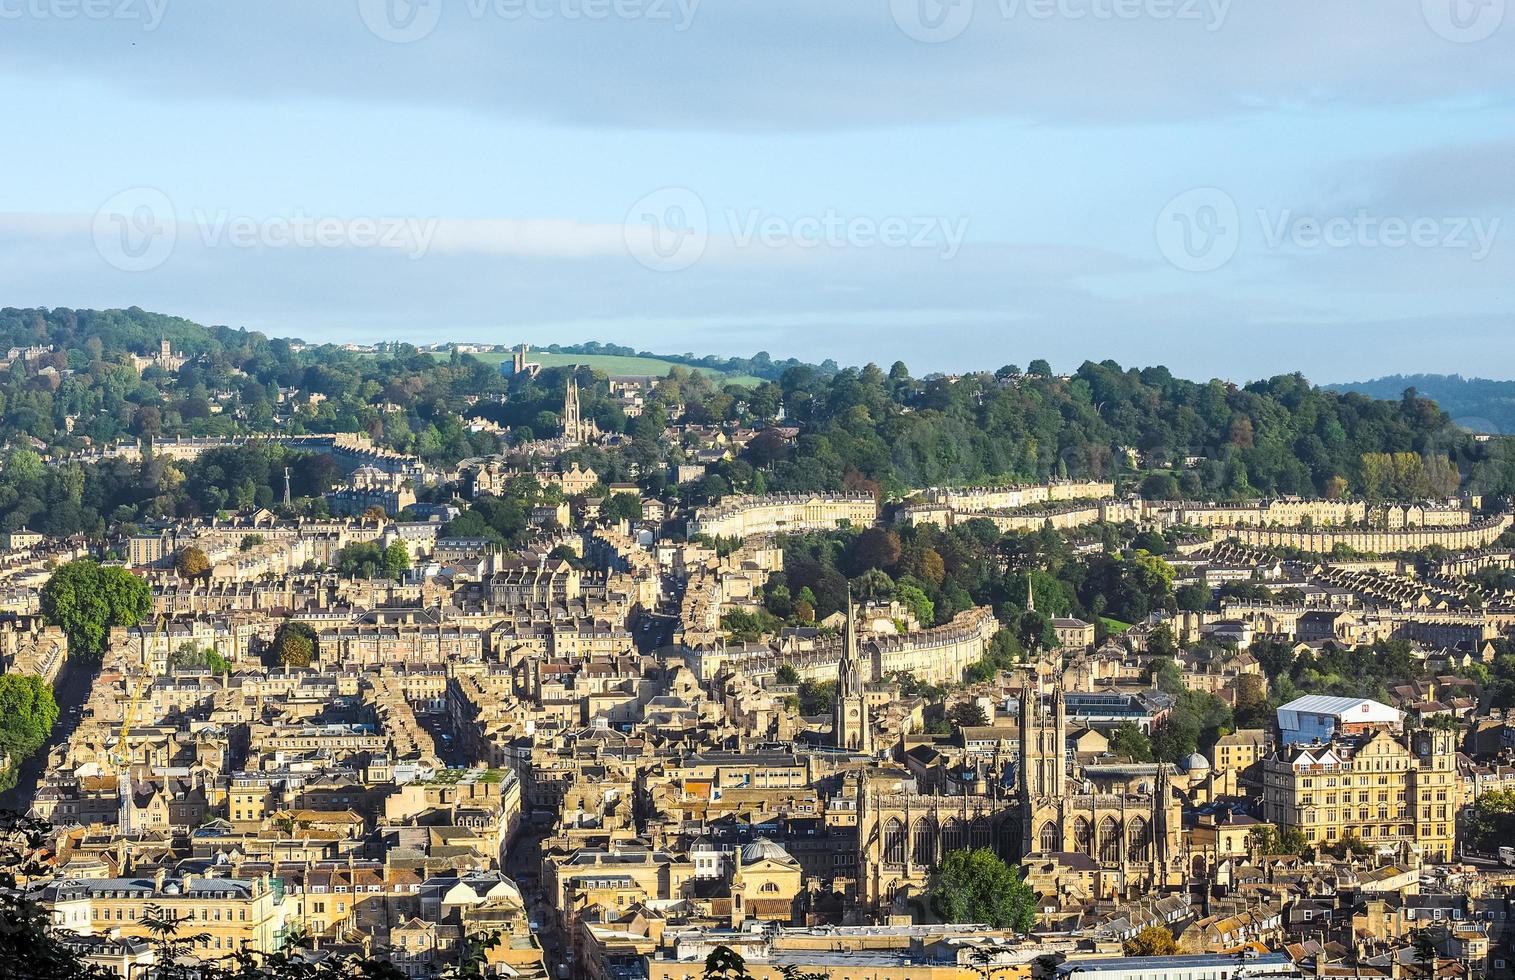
[159,335,172,361]
[1026,575,1035,614]
[563,374,584,443]
[512,344,529,375]
[833,587,872,753]
[283,467,292,506]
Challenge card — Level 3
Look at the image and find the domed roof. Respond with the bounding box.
[1179,752,1211,773]
[741,837,797,866]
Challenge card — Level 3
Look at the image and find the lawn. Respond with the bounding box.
[442,350,762,387]
[1099,617,1133,635]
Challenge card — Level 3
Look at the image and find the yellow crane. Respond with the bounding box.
[112,616,164,836]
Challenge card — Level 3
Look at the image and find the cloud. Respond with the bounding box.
[0,1,1510,129]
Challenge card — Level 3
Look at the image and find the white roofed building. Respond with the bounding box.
[1276,694,1403,746]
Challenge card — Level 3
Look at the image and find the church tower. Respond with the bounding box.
[1018,680,1067,800]
[562,375,584,443]
[833,589,872,753]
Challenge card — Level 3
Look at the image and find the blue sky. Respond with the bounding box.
[0,0,1511,380]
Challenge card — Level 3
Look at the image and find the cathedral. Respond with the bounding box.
[1018,679,1189,900]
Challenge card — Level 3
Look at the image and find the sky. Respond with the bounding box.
[0,0,1511,381]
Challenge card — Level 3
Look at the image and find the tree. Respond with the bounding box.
[382,541,411,579]
[602,492,643,523]
[1107,721,1153,762]
[1123,925,1178,957]
[795,679,836,715]
[0,812,115,980]
[776,663,800,684]
[1148,656,1185,694]
[948,700,989,729]
[39,560,151,662]
[0,677,59,790]
[1463,789,1515,852]
[362,504,388,523]
[1249,825,1308,856]
[703,945,754,980]
[174,545,211,579]
[270,622,318,670]
[168,643,229,675]
[1413,931,1439,977]
[927,847,1037,932]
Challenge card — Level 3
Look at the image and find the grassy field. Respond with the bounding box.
[1099,617,1133,635]
[444,350,762,387]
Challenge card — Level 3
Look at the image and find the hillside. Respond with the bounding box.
[437,349,764,387]
[1329,374,1515,434]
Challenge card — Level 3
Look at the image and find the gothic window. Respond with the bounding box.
[884,817,906,865]
[1098,817,1121,865]
[912,819,937,866]
[1073,817,1092,856]
[1039,820,1058,854]
[971,817,992,849]
[943,818,966,854]
[1127,817,1150,862]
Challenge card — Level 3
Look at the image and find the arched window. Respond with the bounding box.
[912,819,937,866]
[1039,820,1058,854]
[971,817,992,850]
[943,818,966,854]
[760,882,779,893]
[883,817,906,865]
[1098,817,1121,864]
[1073,817,1092,856]
[1127,817,1150,863]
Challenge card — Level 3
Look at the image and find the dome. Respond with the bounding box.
[741,837,797,866]
[1179,752,1211,773]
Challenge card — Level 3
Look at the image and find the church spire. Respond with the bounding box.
[833,585,871,753]
[1026,575,1035,614]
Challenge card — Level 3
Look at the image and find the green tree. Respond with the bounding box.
[926,847,1037,932]
[602,492,643,523]
[382,541,411,579]
[948,700,989,729]
[1107,722,1153,762]
[776,663,800,684]
[0,677,59,790]
[39,560,152,661]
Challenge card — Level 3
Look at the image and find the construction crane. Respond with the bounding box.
[111,616,163,836]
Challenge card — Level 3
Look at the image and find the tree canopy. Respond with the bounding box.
[926,847,1037,932]
[39,559,152,661]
